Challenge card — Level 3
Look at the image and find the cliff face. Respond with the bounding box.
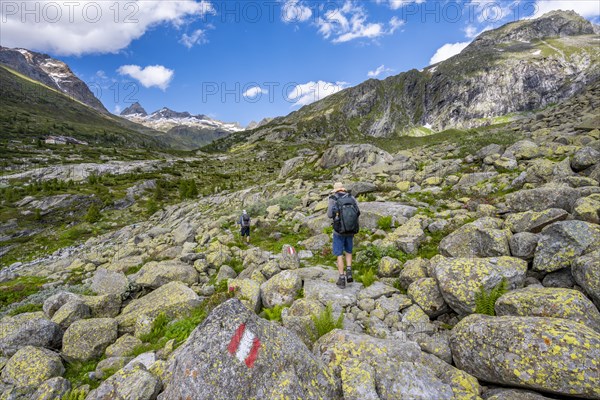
[248,10,599,141]
[0,46,108,113]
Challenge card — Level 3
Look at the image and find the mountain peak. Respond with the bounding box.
[121,102,147,116]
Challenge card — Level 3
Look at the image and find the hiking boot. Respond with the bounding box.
[346,267,354,283]
[336,274,346,289]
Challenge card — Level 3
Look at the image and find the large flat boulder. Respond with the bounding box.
[319,144,392,170]
[505,184,581,213]
[450,314,600,399]
[260,270,302,309]
[134,260,198,289]
[62,318,118,362]
[158,299,339,400]
[439,218,511,258]
[0,312,63,357]
[1,346,64,388]
[359,202,418,229]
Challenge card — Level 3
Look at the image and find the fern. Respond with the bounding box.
[61,388,87,400]
[309,304,344,342]
[262,304,289,322]
[475,278,509,316]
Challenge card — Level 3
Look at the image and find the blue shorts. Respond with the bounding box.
[332,233,354,256]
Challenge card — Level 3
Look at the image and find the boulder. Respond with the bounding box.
[484,388,555,400]
[260,270,302,309]
[433,257,527,315]
[87,363,161,400]
[0,313,63,357]
[31,377,71,400]
[216,265,237,282]
[315,329,481,400]
[407,278,449,317]
[1,346,64,388]
[116,281,200,332]
[505,184,580,212]
[532,221,600,272]
[50,301,91,330]
[384,217,426,254]
[91,268,130,297]
[357,281,398,301]
[281,298,325,346]
[81,293,122,318]
[572,250,600,308]
[105,334,143,358]
[358,202,418,229]
[572,194,600,224]
[304,279,363,309]
[134,260,198,289]
[571,146,600,171]
[378,256,402,277]
[62,318,118,362]
[454,172,498,192]
[439,218,511,258]
[509,232,539,260]
[398,258,429,290]
[158,299,340,399]
[346,181,377,196]
[495,287,600,332]
[450,314,600,399]
[172,221,197,245]
[280,245,300,270]
[299,234,330,251]
[227,278,262,313]
[279,156,305,178]
[43,291,81,318]
[504,208,568,233]
[504,140,541,160]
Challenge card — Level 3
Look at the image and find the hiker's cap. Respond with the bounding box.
[243,210,247,214]
[332,182,346,193]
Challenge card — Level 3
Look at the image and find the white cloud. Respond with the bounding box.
[388,0,426,10]
[180,29,208,48]
[530,1,600,18]
[429,42,470,65]
[287,80,348,107]
[316,1,390,43]
[463,24,493,39]
[117,65,174,90]
[114,105,122,114]
[368,64,393,78]
[389,16,405,33]
[282,0,312,23]
[0,1,215,56]
[243,86,268,98]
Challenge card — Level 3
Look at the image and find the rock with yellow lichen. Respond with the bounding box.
[533,220,600,272]
[227,278,262,313]
[450,314,600,399]
[134,259,198,289]
[260,270,302,308]
[116,281,201,332]
[433,256,527,315]
[484,388,557,399]
[86,363,161,400]
[315,329,481,400]
[573,249,600,309]
[439,218,512,258]
[62,318,118,362]
[1,346,64,388]
[31,377,71,400]
[158,299,340,400]
[407,277,450,317]
[572,194,600,224]
[0,312,63,357]
[495,286,600,332]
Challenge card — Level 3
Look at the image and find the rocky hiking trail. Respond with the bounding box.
[1,83,600,399]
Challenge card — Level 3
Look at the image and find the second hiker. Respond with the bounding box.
[327,182,360,289]
[238,209,251,243]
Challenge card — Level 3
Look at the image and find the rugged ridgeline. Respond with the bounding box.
[211,10,599,150]
[121,103,243,148]
[1,69,599,399]
[0,47,107,113]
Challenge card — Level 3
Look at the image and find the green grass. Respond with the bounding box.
[0,276,47,309]
[309,303,344,342]
[64,360,102,389]
[7,302,43,316]
[475,278,509,316]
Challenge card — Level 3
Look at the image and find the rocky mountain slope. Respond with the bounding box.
[1,72,599,399]
[0,46,107,113]
[226,10,599,145]
[121,103,243,148]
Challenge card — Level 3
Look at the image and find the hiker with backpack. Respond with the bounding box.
[238,210,251,243]
[327,182,360,289]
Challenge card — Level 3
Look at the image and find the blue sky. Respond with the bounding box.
[1,0,599,126]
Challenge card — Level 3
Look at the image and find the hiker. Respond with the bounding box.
[238,209,251,243]
[327,182,360,289]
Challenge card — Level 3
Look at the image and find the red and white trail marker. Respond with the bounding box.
[227,323,261,368]
[285,246,296,255]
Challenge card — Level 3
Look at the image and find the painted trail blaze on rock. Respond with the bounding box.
[227,323,261,368]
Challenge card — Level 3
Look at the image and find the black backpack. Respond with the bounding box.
[332,193,360,235]
[241,214,250,227]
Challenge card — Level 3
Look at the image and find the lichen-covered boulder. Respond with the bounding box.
[116,281,201,332]
[439,218,511,258]
[495,287,600,332]
[315,329,481,400]
[50,301,91,330]
[62,318,118,362]
[433,257,527,315]
[384,217,426,254]
[407,278,449,317]
[399,258,429,290]
[281,298,325,347]
[81,293,122,318]
[159,299,340,400]
[260,270,302,309]
[572,194,600,224]
[509,232,539,260]
[378,256,402,277]
[504,140,541,160]
[571,146,600,171]
[0,313,63,357]
[105,334,143,358]
[450,314,600,399]
[86,363,161,400]
[504,208,568,233]
[484,388,557,400]
[134,260,198,289]
[90,268,131,297]
[1,346,64,388]
[279,245,300,270]
[358,202,417,230]
[532,221,600,273]
[505,184,580,213]
[573,250,600,308]
[43,291,81,318]
[227,278,262,313]
[319,144,392,169]
[31,377,71,400]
